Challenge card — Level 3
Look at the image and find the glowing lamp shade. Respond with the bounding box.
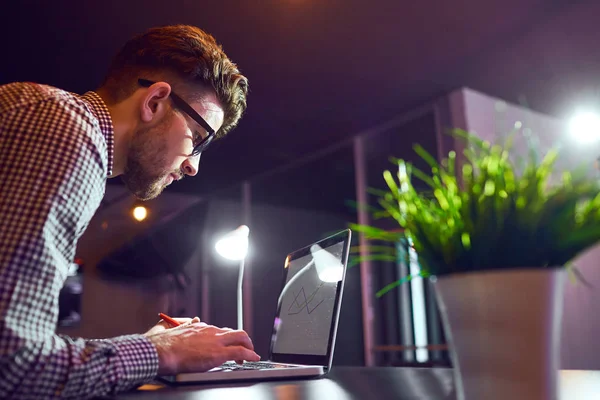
[132,206,148,221]
[310,244,344,283]
[569,112,600,143]
[215,225,249,261]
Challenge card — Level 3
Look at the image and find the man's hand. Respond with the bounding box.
[144,320,260,376]
[144,316,202,337]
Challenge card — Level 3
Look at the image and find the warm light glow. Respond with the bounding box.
[132,206,148,221]
[215,225,249,261]
[569,111,600,143]
[310,244,344,283]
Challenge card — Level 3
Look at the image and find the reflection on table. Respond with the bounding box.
[106,367,600,400]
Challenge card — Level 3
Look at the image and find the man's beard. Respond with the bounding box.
[122,113,179,201]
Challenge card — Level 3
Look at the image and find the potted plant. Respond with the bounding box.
[350,129,600,400]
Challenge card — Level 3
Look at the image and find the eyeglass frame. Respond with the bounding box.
[138,78,216,157]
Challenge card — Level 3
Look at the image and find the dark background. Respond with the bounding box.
[2,0,600,198]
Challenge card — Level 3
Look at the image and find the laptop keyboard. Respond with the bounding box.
[217,361,296,371]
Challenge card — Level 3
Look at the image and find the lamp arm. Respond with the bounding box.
[237,258,245,331]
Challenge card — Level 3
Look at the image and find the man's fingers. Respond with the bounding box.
[226,346,260,363]
[219,330,254,350]
[155,317,191,327]
[169,317,196,325]
[145,317,195,337]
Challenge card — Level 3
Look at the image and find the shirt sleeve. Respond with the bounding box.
[0,88,159,399]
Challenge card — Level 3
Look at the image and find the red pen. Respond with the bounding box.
[159,312,181,327]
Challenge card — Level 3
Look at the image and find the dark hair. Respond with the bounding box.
[100,24,248,138]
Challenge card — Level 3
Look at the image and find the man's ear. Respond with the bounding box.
[140,82,172,123]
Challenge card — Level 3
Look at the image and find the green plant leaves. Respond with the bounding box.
[351,128,600,288]
[375,270,431,297]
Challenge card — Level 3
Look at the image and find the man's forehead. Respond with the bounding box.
[189,95,225,131]
[190,88,223,112]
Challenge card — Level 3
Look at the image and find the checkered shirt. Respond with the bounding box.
[0,82,159,399]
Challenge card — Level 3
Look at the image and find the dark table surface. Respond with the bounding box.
[108,367,600,400]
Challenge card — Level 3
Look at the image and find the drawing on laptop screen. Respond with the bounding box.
[271,241,345,356]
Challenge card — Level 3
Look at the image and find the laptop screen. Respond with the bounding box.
[270,230,350,366]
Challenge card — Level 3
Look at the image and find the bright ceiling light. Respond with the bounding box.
[132,206,148,222]
[215,225,249,261]
[569,111,600,143]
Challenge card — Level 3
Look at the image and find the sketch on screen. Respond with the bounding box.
[271,242,344,356]
[287,283,326,315]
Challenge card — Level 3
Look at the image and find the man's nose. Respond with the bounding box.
[182,154,201,177]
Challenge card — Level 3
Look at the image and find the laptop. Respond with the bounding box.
[165,228,352,384]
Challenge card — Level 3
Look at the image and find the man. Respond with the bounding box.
[0,25,260,399]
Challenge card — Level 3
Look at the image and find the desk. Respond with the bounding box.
[109,367,600,400]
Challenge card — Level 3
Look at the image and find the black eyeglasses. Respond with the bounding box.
[138,78,216,157]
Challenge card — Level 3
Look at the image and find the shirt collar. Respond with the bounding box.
[80,91,115,177]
